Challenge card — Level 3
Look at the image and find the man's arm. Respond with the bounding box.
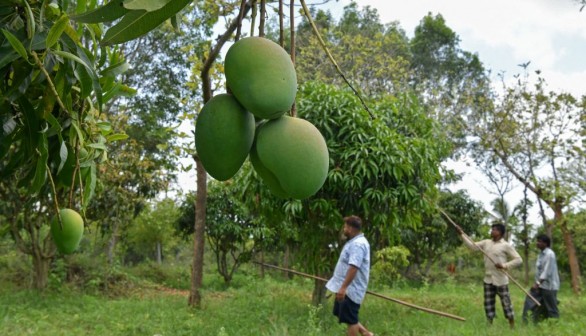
[336,265,358,301]
[503,244,523,269]
[456,226,482,251]
[537,251,554,284]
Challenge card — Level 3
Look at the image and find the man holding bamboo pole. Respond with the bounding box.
[456,223,522,328]
[326,215,374,336]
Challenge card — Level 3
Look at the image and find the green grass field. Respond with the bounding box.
[1,271,584,336]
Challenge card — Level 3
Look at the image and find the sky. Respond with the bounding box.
[176,0,586,226]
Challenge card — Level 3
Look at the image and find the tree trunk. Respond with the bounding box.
[311,278,328,306]
[283,243,293,279]
[107,220,121,265]
[31,248,51,290]
[156,241,162,264]
[188,157,207,307]
[555,209,581,294]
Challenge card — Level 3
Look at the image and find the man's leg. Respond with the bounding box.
[522,288,542,324]
[541,289,560,319]
[483,282,497,323]
[496,285,515,328]
[346,324,359,336]
[357,323,373,336]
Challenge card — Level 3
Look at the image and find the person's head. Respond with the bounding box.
[342,215,362,239]
[490,223,506,240]
[536,234,551,250]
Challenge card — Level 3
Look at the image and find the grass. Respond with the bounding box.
[1,272,584,336]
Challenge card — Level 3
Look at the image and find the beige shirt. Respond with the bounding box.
[462,235,522,286]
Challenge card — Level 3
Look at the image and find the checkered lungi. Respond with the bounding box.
[484,282,514,320]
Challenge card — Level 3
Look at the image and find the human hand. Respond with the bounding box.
[336,288,346,302]
[495,263,505,270]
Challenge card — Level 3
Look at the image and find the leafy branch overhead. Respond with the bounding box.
[71,0,192,46]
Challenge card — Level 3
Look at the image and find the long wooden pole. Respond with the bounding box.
[253,261,466,322]
[436,207,541,306]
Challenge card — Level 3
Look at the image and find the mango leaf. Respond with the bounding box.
[71,0,129,23]
[0,31,47,69]
[123,0,172,11]
[51,49,102,110]
[106,133,128,142]
[102,0,191,46]
[46,15,70,48]
[82,162,97,208]
[1,29,28,61]
[58,140,68,173]
[86,142,107,150]
[99,60,130,77]
[31,132,49,195]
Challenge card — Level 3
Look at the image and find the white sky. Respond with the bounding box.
[176,0,586,226]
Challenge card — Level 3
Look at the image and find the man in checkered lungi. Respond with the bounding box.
[457,223,522,328]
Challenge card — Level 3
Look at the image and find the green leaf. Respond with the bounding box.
[70,120,85,146]
[52,48,102,110]
[123,0,172,11]
[31,132,49,195]
[71,0,129,23]
[1,29,28,61]
[106,133,128,142]
[58,140,68,173]
[86,142,107,150]
[46,15,70,49]
[102,0,191,46]
[99,60,130,77]
[83,162,96,208]
[23,0,35,40]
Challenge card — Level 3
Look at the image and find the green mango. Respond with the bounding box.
[252,116,329,199]
[50,208,84,254]
[195,94,256,181]
[225,37,297,120]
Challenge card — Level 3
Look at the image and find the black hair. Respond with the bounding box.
[491,223,506,236]
[536,234,551,247]
[344,215,362,231]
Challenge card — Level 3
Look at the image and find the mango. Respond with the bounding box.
[50,208,84,254]
[251,116,329,199]
[195,94,255,181]
[225,37,297,120]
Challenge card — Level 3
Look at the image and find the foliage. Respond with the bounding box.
[371,245,410,286]
[124,198,181,264]
[294,2,412,96]
[289,4,490,157]
[400,190,486,278]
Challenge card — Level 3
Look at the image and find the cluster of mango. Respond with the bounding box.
[196,37,329,199]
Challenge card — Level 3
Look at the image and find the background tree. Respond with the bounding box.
[125,198,180,264]
[469,70,586,293]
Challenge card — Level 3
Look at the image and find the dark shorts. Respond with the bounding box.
[333,295,361,325]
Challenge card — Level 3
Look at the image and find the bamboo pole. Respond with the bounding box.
[436,207,541,306]
[253,261,466,322]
